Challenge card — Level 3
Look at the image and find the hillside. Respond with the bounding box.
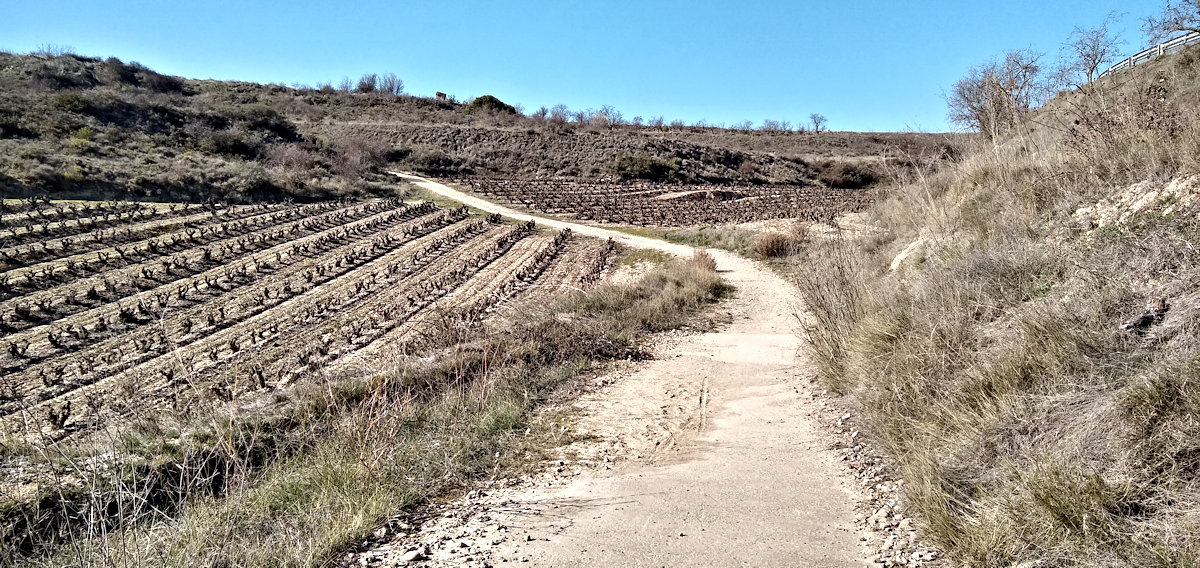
[790,41,1200,566]
[0,51,951,205]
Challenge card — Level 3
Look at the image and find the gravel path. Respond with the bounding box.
[372,173,864,566]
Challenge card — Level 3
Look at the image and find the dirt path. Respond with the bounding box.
[371,173,864,566]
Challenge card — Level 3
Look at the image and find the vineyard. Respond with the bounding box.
[0,196,618,444]
[445,177,873,226]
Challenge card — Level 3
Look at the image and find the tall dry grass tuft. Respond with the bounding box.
[750,224,809,258]
[789,45,1200,566]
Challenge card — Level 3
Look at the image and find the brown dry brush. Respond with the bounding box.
[790,48,1200,566]
[2,255,726,567]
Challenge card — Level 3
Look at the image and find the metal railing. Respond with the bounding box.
[1099,31,1200,78]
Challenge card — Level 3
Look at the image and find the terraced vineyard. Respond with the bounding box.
[0,197,617,441]
[447,177,873,226]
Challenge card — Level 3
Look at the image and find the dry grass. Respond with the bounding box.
[789,46,1200,566]
[750,224,809,258]
[3,256,727,567]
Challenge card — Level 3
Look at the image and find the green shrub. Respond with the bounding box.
[72,126,95,141]
[614,153,680,181]
[464,95,517,115]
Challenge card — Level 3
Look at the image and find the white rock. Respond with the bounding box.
[397,547,427,562]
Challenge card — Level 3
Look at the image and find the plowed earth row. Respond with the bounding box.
[0,199,617,442]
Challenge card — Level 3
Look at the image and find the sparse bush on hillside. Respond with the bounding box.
[328,135,391,177]
[815,159,879,189]
[200,131,257,158]
[224,104,300,141]
[464,95,517,115]
[266,143,320,171]
[0,105,34,138]
[129,62,188,94]
[614,153,681,181]
[28,55,100,91]
[356,73,378,93]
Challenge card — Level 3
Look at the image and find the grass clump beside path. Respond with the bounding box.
[787,46,1200,566]
[11,253,728,568]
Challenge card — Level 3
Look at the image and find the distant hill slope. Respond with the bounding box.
[0,51,955,203]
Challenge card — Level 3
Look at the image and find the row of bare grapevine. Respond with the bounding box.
[456,176,873,226]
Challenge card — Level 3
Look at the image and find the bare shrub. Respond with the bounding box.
[750,225,808,258]
[689,249,717,272]
[265,143,319,171]
[378,73,403,96]
[809,113,827,132]
[1056,12,1123,89]
[329,135,390,177]
[355,73,378,94]
[32,43,77,57]
[816,160,879,189]
[947,50,1048,139]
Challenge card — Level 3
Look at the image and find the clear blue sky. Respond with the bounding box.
[1,1,1167,132]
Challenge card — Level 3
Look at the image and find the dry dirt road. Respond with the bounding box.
[374,173,863,567]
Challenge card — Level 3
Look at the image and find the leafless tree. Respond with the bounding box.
[549,104,570,124]
[1144,0,1200,42]
[809,113,828,133]
[378,73,404,95]
[337,76,353,92]
[946,50,1047,139]
[592,105,623,130]
[356,73,378,93]
[1058,13,1124,89]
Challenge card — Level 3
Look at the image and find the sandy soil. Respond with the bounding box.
[364,173,867,566]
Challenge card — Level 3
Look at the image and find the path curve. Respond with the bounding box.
[381,172,863,566]
[391,171,695,257]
